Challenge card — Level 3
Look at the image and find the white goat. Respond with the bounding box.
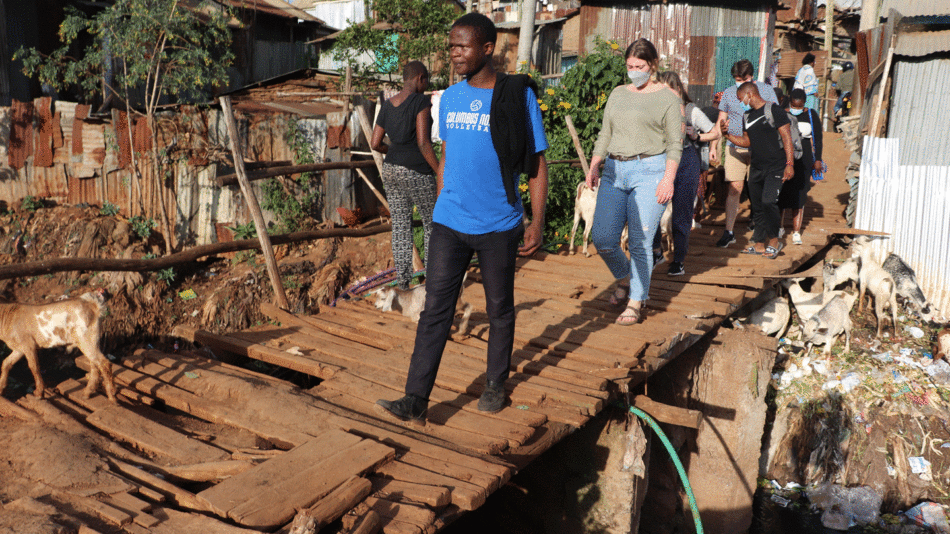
[847,250,899,338]
[936,329,950,362]
[0,290,116,402]
[738,295,791,338]
[374,274,472,335]
[569,182,628,256]
[783,277,842,323]
[803,291,859,356]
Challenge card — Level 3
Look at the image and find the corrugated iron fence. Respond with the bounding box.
[0,99,339,248]
[855,136,950,319]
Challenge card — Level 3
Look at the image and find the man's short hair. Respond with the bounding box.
[737,81,760,99]
[789,88,807,102]
[451,12,497,45]
[403,61,428,82]
[731,59,754,79]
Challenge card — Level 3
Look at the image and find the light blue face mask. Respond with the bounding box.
[790,108,804,116]
[736,81,743,88]
[627,70,650,87]
[741,101,752,112]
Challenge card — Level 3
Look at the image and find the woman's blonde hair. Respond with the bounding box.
[624,38,660,73]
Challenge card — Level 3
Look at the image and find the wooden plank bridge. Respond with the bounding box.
[2,137,856,533]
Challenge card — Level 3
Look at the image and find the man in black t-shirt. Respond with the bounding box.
[720,82,794,259]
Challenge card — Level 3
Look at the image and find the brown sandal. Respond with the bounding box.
[616,304,641,325]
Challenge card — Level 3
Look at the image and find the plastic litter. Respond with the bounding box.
[926,359,950,384]
[811,360,829,376]
[908,457,933,480]
[840,372,861,393]
[906,326,925,339]
[871,351,893,363]
[905,502,950,534]
[770,494,791,507]
[807,483,882,530]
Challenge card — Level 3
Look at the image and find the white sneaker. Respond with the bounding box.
[778,227,785,238]
[792,232,802,245]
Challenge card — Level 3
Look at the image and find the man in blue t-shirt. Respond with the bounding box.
[377,12,549,422]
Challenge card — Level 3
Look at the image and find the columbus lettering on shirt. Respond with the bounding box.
[445,102,491,131]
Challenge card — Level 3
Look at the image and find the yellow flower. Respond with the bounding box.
[537,99,543,104]
[561,102,572,109]
[546,88,555,96]
[519,183,529,193]
[610,42,620,50]
[540,104,549,111]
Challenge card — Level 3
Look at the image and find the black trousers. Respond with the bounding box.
[748,163,785,244]
[404,222,524,400]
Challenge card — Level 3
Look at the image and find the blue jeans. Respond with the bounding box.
[592,154,669,302]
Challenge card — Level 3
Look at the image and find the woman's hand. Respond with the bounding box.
[585,160,601,189]
[656,176,674,204]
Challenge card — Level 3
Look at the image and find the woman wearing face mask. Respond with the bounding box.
[778,88,823,245]
[585,38,683,325]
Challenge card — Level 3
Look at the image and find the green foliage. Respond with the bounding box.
[100,202,120,216]
[520,38,627,243]
[128,215,156,239]
[260,123,322,233]
[156,267,175,283]
[227,221,257,240]
[14,0,233,107]
[21,196,44,212]
[330,0,456,88]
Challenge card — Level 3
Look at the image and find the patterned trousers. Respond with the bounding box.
[382,163,437,289]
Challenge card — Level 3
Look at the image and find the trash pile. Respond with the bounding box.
[757,240,950,533]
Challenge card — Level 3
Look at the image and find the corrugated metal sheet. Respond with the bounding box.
[888,58,950,165]
[880,0,950,17]
[306,0,366,31]
[855,136,950,320]
[895,29,950,57]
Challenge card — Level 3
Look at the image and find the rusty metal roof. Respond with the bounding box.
[218,0,326,23]
[881,0,950,17]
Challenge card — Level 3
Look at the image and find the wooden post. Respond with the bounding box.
[870,36,896,137]
[564,115,590,177]
[821,0,835,131]
[218,96,290,310]
[354,167,390,211]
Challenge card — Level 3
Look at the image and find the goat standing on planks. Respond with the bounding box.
[568,182,629,256]
[0,289,116,402]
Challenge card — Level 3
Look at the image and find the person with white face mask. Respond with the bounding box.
[585,38,683,326]
[778,88,824,245]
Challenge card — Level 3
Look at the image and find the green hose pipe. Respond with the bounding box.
[629,406,704,534]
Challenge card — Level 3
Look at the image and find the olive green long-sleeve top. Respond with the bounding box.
[592,86,684,164]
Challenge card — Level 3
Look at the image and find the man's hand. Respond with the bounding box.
[783,164,794,182]
[719,118,730,135]
[518,221,543,256]
[813,160,823,172]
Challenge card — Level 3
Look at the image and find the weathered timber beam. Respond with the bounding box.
[0,223,393,280]
[634,395,703,429]
[216,159,378,187]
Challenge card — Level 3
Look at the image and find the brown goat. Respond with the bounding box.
[0,289,116,402]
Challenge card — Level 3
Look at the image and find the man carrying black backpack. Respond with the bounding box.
[719,82,794,259]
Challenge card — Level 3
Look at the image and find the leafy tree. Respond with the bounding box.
[522,38,628,244]
[14,0,234,253]
[330,0,457,87]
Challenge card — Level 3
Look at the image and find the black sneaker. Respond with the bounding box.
[715,231,736,248]
[653,249,666,267]
[376,394,427,422]
[667,262,685,276]
[477,381,506,413]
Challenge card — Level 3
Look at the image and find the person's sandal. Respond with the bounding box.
[764,242,784,259]
[741,245,761,255]
[608,284,630,306]
[616,304,641,325]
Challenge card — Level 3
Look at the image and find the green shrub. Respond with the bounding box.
[521,38,627,244]
[128,216,156,239]
[21,196,43,212]
[100,202,120,216]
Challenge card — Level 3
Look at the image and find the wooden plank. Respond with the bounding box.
[198,431,363,514]
[226,440,395,529]
[86,404,231,465]
[634,395,703,429]
[364,496,436,526]
[369,477,451,509]
[108,458,221,516]
[0,396,37,421]
[303,476,373,528]
[351,510,383,534]
[163,460,257,482]
[374,461,485,511]
[263,302,393,351]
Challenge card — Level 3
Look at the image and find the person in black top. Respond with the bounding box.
[779,88,823,245]
[720,82,794,259]
[372,61,441,289]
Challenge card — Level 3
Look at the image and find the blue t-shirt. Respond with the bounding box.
[435,80,548,234]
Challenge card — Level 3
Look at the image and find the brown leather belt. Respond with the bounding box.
[608,153,654,161]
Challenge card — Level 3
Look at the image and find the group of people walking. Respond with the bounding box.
[374,12,825,422]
